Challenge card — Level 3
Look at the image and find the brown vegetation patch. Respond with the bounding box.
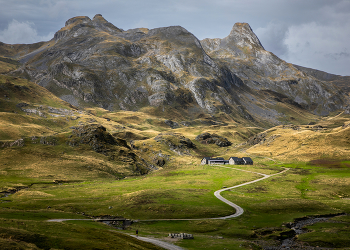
[122,189,176,206]
[161,171,205,177]
[309,159,349,168]
[246,186,268,193]
[291,168,312,175]
[113,131,147,140]
[16,190,55,197]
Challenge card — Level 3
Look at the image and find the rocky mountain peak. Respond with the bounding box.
[54,14,122,41]
[93,14,104,20]
[92,14,123,33]
[147,25,202,49]
[227,22,264,50]
[200,22,265,57]
[55,16,93,41]
[64,16,91,27]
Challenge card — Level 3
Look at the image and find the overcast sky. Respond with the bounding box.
[0,0,349,76]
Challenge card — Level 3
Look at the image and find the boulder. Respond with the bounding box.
[2,139,25,148]
[195,132,232,147]
[154,132,196,155]
[164,120,180,129]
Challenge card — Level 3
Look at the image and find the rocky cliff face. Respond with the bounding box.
[9,15,350,124]
[293,64,350,98]
[201,23,348,116]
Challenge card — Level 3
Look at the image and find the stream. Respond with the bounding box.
[0,187,27,201]
[264,213,346,250]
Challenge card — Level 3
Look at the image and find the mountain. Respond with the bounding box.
[293,64,350,96]
[5,14,350,126]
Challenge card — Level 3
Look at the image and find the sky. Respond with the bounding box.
[0,0,349,76]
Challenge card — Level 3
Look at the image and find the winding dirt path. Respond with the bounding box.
[139,166,289,221]
[211,166,289,219]
[129,235,184,250]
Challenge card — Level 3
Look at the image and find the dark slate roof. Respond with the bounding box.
[242,157,253,161]
[229,157,241,160]
[208,158,225,162]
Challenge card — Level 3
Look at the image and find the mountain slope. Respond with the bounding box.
[201,23,348,116]
[293,64,350,97]
[4,14,350,126]
[244,114,350,162]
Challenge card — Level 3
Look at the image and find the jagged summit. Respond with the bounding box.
[8,15,350,124]
[55,14,122,41]
[201,22,265,59]
[227,23,264,50]
[92,14,123,33]
[93,14,105,21]
[64,16,91,27]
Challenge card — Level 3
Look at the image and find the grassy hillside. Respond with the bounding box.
[0,41,47,58]
[245,112,350,161]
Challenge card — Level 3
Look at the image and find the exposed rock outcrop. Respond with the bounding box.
[246,132,267,146]
[154,132,196,155]
[39,136,58,145]
[67,124,152,175]
[201,23,349,116]
[1,139,25,148]
[67,124,128,153]
[195,132,232,147]
[164,120,180,129]
[246,132,281,146]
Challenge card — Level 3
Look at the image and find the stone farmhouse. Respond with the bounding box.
[228,157,244,165]
[242,157,253,165]
[201,157,253,165]
[201,157,229,165]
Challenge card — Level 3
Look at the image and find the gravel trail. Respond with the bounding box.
[129,235,185,250]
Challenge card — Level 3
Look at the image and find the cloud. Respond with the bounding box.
[0,19,53,44]
[281,21,350,75]
[255,22,289,56]
[41,0,76,18]
[325,50,350,61]
[253,1,350,75]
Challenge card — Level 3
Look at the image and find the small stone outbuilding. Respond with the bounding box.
[242,157,253,165]
[201,157,212,165]
[229,157,244,165]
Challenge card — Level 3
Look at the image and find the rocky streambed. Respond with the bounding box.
[0,186,28,201]
[262,213,347,250]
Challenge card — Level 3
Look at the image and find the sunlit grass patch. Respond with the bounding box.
[1,164,260,220]
[0,215,162,249]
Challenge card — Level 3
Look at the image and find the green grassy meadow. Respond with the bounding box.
[1,159,350,249]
